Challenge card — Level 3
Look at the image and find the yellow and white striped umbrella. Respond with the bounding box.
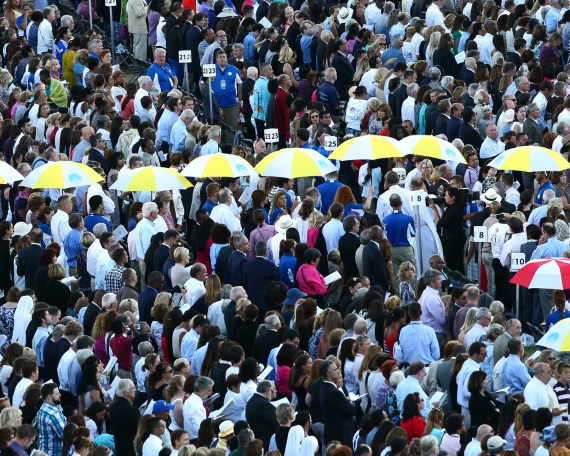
[20,161,103,189]
[109,167,192,191]
[0,161,24,185]
[180,154,256,178]
[400,135,466,164]
[487,146,570,172]
[255,148,337,178]
[328,135,409,160]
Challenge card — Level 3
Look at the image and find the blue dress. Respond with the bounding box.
[279,253,296,288]
[545,310,570,332]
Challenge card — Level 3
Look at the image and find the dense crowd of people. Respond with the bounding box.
[0,0,569,455]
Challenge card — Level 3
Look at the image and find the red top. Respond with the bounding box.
[400,415,426,442]
[110,333,133,371]
[196,238,213,274]
[161,336,169,363]
[122,99,135,121]
[385,328,398,356]
[274,87,290,136]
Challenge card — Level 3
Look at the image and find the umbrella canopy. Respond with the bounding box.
[20,162,103,189]
[509,258,570,289]
[0,161,24,185]
[487,146,570,172]
[535,319,570,351]
[328,136,408,161]
[180,154,256,178]
[254,148,337,178]
[109,167,192,191]
[399,135,467,164]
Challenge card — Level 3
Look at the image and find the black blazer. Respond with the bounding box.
[447,115,463,142]
[228,58,255,69]
[462,67,475,86]
[88,149,110,175]
[425,104,441,135]
[185,26,203,74]
[0,238,11,292]
[320,381,356,446]
[43,279,71,316]
[463,95,475,108]
[153,244,170,279]
[33,264,50,303]
[215,245,233,284]
[393,83,408,118]
[338,232,360,283]
[437,203,466,241]
[507,52,522,69]
[16,244,42,289]
[458,122,483,150]
[243,257,279,315]
[362,242,389,292]
[226,251,248,287]
[434,113,449,136]
[469,391,500,430]
[236,319,260,357]
[252,329,280,366]
[331,52,355,101]
[256,1,269,23]
[109,397,141,456]
[245,393,279,449]
[433,49,459,79]
[83,303,105,336]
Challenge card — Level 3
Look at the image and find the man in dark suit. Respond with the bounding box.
[430,164,453,194]
[320,359,356,446]
[226,234,250,287]
[109,378,141,456]
[461,57,477,86]
[256,0,270,23]
[393,69,417,118]
[16,227,43,290]
[458,106,483,150]
[243,241,279,316]
[425,93,447,135]
[362,225,390,293]
[434,98,451,136]
[153,229,178,279]
[252,314,281,366]
[138,271,164,324]
[507,38,526,69]
[88,133,110,174]
[447,103,463,142]
[228,43,255,69]
[83,289,107,337]
[185,13,207,93]
[331,39,355,101]
[338,216,361,284]
[245,380,279,449]
[523,103,544,146]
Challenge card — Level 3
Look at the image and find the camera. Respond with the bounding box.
[426,189,446,206]
[460,188,480,205]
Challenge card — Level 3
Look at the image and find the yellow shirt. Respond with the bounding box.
[62,49,77,87]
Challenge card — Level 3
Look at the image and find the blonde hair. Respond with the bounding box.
[45,59,59,70]
[308,211,324,229]
[460,307,478,334]
[165,375,185,398]
[0,408,21,427]
[397,261,416,282]
[236,298,252,316]
[385,296,401,312]
[279,46,294,63]
[275,403,294,424]
[174,247,190,263]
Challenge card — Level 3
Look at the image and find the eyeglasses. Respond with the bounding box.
[165,369,174,374]
[548,357,556,360]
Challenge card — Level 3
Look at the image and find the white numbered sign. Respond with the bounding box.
[474,226,488,243]
[178,50,192,63]
[410,190,424,206]
[324,136,337,151]
[264,128,279,143]
[105,0,116,5]
[511,253,526,270]
[202,64,216,77]
[395,168,406,185]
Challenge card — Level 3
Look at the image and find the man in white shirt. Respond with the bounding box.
[525,362,564,424]
[200,125,222,155]
[87,223,108,284]
[37,8,55,53]
[410,20,426,60]
[51,195,72,248]
[457,341,487,428]
[322,202,344,252]
[500,174,521,207]
[479,21,496,65]
[552,121,570,153]
[426,0,445,26]
[142,417,166,456]
[500,218,527,274]
[183,263,207,308]
[134,202,158,287]
[94,233,116,290]
[183,376,214,440]
[134,76,156,118]
[480,123,505,159]
[13,360,39,409]
[181,315,207,361]
[464,307,492,348]
[465,425,495,456]
[210,188,241,233]
[402,83,419,126]
[365,0,383,30]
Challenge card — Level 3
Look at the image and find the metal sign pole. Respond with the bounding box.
[414,205,423,278]
[109,7,115,62]
[208,78,213,125]
[516,284,520,319]
[478,243,482,288]
[89,0,93,28]
[184,65,190,96]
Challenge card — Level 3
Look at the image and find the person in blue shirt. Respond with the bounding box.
[535,172,556,205]
[334,185,374,217]
[317,171,345,215]
[545,290,570,332]
[270,191,289,225]
[279,240,297,288]
[502,337,531,394]
[63,213,85,277]
[203,183,219,215]
[84,195,111,233]
[244,24,263,62]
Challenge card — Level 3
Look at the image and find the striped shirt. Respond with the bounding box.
[554,380,570,422]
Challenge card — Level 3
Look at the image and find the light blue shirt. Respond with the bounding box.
[396,375,431,420]
[527,205,548,226]
[458,32,470,53]
[502,354,532,394]
[244,32,257,62]
[389,22,406,40]
[480,341,495,391]
[181,329,199,361]
[32,326,51,367]
[72,139,90,163]
[200,139,221,155]
[97,260,115,290]
[531,237,569,260]
[252,76,270,122]
[76,185,89,214]
[170,119,188,153]
[63,228,83,268]
[191,342,208,375]
[134,218,156,261]
[266,345,281,381]
[456,358,480,408]
[545,6,560,34]
[399,321,440,364]
[156,109,178,150]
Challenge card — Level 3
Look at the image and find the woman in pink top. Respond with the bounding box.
[306,211,324,248]
[248,209,276,260]
[296,248,328,297]
[275,343,297,399]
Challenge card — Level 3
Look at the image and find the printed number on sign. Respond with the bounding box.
[178,51,192,63]
[105,0,116,6]
[324,136,337,151]
[511,253,526,271]
[474,226,488,242]
[202,64,216,77]
[410,190,423,206]
[264,128,279,143]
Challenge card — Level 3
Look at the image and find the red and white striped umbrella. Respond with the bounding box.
[509,258,570,289]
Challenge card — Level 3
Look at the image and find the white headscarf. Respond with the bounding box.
[12,296,33,345]
[284,425,305,456]
[299,436,319,456]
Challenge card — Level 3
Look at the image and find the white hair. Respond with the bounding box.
[115,379,135,398]
[61,15,73,27]
[138,75,152,85]
[154,47,167,57]
[180,109,195,121]
[142,202,158,217]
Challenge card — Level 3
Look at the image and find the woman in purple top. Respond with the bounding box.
[148,2,167,47]
[248,209,276,260]
[539,32,562,66]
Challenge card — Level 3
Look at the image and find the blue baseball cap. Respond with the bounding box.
[153,400,175,414]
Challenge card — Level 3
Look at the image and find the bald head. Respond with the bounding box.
[477,425,493,440]
[354,318,368,335]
